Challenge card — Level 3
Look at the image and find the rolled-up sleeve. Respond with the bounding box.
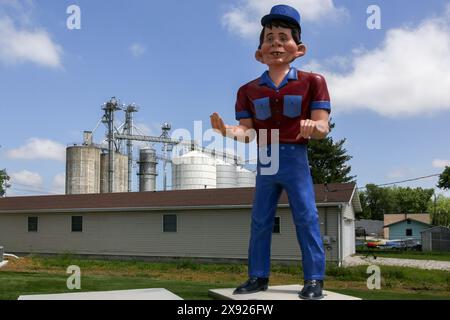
[235,86,253,120]
[310,74,331,114]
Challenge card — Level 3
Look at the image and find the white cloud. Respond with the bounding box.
[10,170,43,188]
[0,3,63,68]
[432,159,450,169]
[306,14,450,117]
[222,0,346,39]
[0,0,34,25]
[52,173,65,194]
[7,138,66,161]
[130,43,146,58]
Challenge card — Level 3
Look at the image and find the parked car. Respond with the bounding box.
[403,239,422,251]
[379,239,422,251]
[381,240,404,249]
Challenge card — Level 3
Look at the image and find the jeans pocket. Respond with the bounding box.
[253,97,271,120]
[283,95,302,118]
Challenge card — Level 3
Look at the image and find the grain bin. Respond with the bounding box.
[172,151,216,190]
[216,158,237,188]
[236,166,256,187]
[138,148,158,192]
[65,146,101,194]
[100,152,129,193]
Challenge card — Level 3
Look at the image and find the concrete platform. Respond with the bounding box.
[209,284,361,300]
[18,288,183,300]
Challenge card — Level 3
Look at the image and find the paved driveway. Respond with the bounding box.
[343,255,450,271]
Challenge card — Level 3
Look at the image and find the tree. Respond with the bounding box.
[391,187,434,214]
[358,184,395,220]
[358,185,434,220]
[428,194,450,227]
[437,166,450,190]
[308,122,356,184]
[0,169,10,197]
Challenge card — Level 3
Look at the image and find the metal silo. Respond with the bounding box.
[171,160,178,190]
[100,152,129,193]
[66,146,101,194]
[236,166,256,187]
[172,150,216,190]
[138,148,158,192]
[114,152,128,192]
[216,158,237,188]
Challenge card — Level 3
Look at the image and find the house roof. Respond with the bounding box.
[0,183,358,213]
[420,226,450,233]
[384,218,432,228]
[384,214,430,227]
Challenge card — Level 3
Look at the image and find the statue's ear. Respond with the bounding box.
[255,50,264,64]
[294,43,307,59]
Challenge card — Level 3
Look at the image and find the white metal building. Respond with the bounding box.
[0,183,361,265]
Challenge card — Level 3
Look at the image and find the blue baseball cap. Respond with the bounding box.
[261,5,301,28]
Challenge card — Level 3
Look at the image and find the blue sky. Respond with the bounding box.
[0,0,449,196]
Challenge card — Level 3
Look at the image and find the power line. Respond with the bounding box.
[4,171,443,196]
[357,173,441,190]
[10,181,57,190]
[323,173,442,193]
[8,187,60,195]
[320,173,441,192]
[7,181,62,195]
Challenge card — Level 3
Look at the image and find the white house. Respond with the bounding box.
[0,183,361,266]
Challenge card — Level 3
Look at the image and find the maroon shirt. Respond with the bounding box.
[235,67,331,145]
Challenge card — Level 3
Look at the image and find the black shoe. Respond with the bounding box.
[233,277,269,295]
[299,280,324,300]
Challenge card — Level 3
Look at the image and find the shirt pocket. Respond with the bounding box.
[283,95,303,118]
[252,97,271,120]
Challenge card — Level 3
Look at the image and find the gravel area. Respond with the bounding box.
[343,255,450,271]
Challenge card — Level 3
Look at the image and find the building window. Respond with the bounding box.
[72,216,83,232]
[163,214,177,232]
[28,217,38,232]
[273,216,280,234]
[406,229,413,236]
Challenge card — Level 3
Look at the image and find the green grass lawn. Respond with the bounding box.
[0,272,223,300]
[0,255,449,300]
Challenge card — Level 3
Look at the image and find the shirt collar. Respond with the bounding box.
[259,67,298,90]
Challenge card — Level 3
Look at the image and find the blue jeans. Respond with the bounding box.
[248,144,325,280]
